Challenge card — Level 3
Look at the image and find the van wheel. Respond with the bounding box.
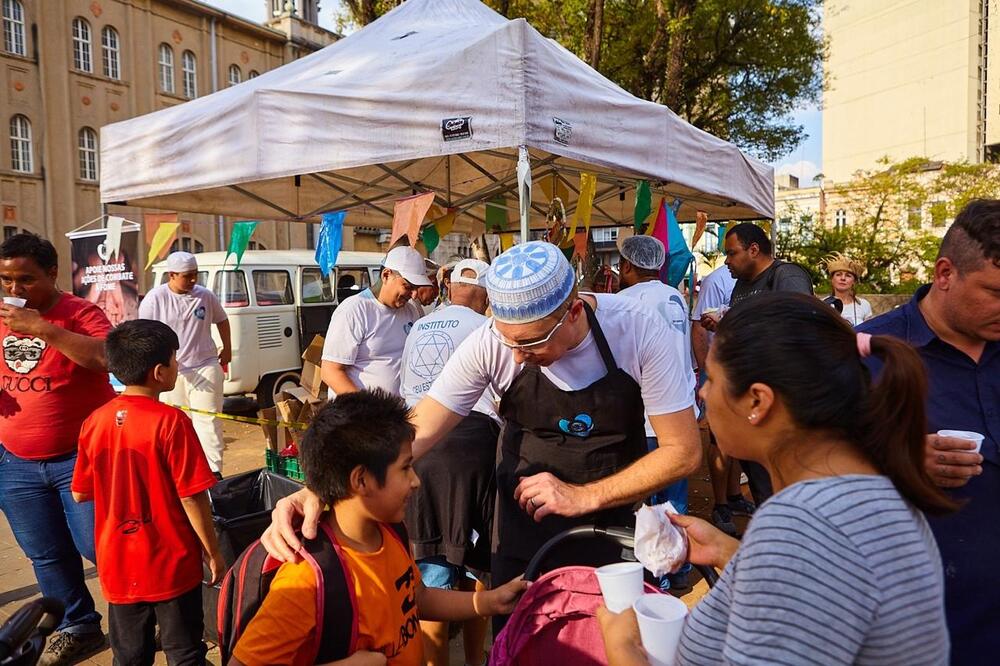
[255,370,301,409]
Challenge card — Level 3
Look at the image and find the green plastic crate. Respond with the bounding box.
[264,449,304,482]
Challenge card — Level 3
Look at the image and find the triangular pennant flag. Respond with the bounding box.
[421,209,456,256]
[391,192,435,247]
[226,220,259,269]
[646,198,666,236]
[648,201,694,287]
[572,230,588,262]
[634,181,652,232]
[692,211,708,248]
[103,216,125,262]
[485,197,508,232]
[143,212,179,270]
[499,232,516,252]
[316,211,345,276]
[565,173,597,242]
[538,173,571,203]
[717,222,728,252]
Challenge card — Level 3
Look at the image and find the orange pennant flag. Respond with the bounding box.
[572,230,588,262]
[692,211,709,248]
[390,192,436,247]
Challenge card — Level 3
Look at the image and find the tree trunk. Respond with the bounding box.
[663,0,696,105]
[345,0,379,25]
[583,0,606,69]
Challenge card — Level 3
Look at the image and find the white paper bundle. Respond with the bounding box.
[633,502,688,577]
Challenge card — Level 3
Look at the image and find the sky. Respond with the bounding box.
[207,1,823,180]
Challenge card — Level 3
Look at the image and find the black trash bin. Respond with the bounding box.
[203,469,302,643]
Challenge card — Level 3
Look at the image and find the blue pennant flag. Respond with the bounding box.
[316,211,345,277]
[661,203,694,287]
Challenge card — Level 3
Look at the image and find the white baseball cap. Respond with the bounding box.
[383,246,433,287]
[165,251,198,273]
[451,259,490,287]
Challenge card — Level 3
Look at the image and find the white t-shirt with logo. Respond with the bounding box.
[322,289,423,396]
[618,281,696,437]
[138,284,227,372]
[427,293,694,428]
[400,304,498,420]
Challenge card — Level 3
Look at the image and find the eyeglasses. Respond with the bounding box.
[488,306,572,351]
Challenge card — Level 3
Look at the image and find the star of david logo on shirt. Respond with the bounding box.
[408,331,455,381]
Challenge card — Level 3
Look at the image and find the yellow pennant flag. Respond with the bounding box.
[145,222,180,270]
[564,173,597,246]
[433,210,456,238]
[499,232,516,252]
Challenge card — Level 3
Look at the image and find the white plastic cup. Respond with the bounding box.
[634,593,689,666]
[594,562,644,613]
[937,429,985,453]
[3,297,26,308]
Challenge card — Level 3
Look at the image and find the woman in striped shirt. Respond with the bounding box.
[600,292,953,665]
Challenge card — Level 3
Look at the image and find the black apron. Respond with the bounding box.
[491,301,648,586]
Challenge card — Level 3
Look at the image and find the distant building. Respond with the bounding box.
[822,0,999,182]
[1,0,337,285]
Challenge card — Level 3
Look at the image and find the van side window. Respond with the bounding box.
[301,268,333,304]
[336,268,370,303]
[213,270,250,307]
[253,270,294,306]
[160,271,207,286]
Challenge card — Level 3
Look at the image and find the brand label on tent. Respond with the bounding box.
[553,117,572,145]
[441,116,473,142]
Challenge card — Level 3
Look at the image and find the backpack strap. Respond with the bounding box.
[314,522,360,663]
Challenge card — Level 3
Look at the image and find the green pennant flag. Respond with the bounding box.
[634,180,652,232]
[226,220,259,268]
[717,222,728,252]
[485,196,508,232]
[421,223,441,255]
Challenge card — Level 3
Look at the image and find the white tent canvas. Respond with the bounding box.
[100,0,773,229]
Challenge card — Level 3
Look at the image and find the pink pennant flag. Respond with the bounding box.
[390,192,436,247]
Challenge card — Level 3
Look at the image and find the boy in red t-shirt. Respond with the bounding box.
[72,319,223,665]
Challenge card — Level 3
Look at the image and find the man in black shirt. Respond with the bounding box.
[699,222,813,503]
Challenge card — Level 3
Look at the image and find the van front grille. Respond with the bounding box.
[257,315,283,349]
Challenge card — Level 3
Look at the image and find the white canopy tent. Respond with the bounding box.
[100,0,773,235]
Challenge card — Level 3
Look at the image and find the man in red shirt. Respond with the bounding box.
[0,233,116,665]
[73,319,222,665]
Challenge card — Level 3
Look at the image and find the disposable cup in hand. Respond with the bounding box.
[937,430,985,453]
[634,594,689,666]
[595,562,644,613]
[3,297,26,308]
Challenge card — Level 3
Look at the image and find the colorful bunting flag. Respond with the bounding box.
[648,201,694,287]
[692,211,708,248]
[499,232,516,252]
[316,211,345,276]
[572,230,588,262]
[565,173,597,242]
[421,209,456,255]
[391,192,435,247]
[226,220,259,269]
[717,222,728,252]
[143,212,179,270]
[538,173,570,204]
[485,197,508,232]
[634,180,652,232]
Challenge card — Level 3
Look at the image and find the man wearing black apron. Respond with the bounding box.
[261,242,701,626]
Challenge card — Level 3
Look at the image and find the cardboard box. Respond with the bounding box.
[302,335,324,365]
[258,407,283,452]
[283,386,323,405]
[300,360,327,399]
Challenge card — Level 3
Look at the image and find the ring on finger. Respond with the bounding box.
[528,497,535,509]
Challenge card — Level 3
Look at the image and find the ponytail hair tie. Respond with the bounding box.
[856,332,873,359]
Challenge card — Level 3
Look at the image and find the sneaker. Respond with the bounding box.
[711,505,738,537]
[728,495,757,517]
[38,631,108,666]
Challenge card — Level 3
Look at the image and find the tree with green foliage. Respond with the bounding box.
[332,0,825,161]
[776,158,1000,293]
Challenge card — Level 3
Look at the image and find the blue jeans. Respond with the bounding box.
[0,444,101,634]
[645,437,692,588]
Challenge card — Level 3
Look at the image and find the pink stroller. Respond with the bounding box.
[490,526,718,666]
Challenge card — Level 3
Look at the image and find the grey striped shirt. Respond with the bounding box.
[678,475,948,665]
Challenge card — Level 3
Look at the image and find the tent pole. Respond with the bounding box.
[517,145,530,243]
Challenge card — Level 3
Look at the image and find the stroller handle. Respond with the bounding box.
[523,525,719,588]
[0,597,64,662]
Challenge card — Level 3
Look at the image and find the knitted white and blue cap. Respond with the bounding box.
[485,241,575,324]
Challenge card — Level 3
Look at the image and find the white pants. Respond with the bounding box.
[164,362,225,474]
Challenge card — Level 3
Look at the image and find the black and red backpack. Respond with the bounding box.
[217,521,409,664]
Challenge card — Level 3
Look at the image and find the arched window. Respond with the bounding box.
[2,0,25,56]
[9,114,32,173]
[182,50,197,99]
[158,43,174,93]
[248,70,259,79]
[101,26,120,79]
[227,64,241,87]
[78,127,98,181]
[72,17,92,72]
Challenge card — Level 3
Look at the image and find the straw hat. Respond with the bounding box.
[824,252,862,278]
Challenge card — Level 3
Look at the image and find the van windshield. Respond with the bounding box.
[213,270,250,307]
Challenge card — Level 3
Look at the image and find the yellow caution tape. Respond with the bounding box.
[166,404,310,430]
